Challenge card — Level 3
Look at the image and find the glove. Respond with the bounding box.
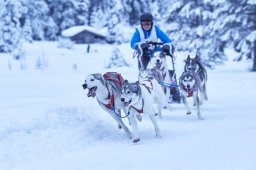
[161,43,174,57]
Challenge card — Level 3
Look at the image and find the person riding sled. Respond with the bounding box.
[130,12,174,70]
[130,12,181,103]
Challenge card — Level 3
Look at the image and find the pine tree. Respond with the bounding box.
[73,0,90,25]
[0,0,23,54]
[106,0,122,44]
[106,46,129,68]
[47,0,76,36]
[165,0,256,68]
[27,0,57,40]
[22,18,33,43]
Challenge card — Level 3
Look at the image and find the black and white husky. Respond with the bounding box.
[179,71,204,120]
[150,51,176,102]
[120,80,161,143]
[184,55,208,104]
[82,72,132,138]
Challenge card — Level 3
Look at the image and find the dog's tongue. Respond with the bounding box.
[124,100,131,107]
[87,88,96,98]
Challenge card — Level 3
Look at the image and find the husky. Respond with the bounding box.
[184,55,208,104]
[120,80,161,143]
[179,71,204,120]
[138,68,172,117]
[151,51,177,103]
[82,72,132,138]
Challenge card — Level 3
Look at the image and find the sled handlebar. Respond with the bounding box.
[146,41,164,46]
[146,41,164,51]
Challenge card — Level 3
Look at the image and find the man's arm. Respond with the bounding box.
[155,26,172,44]
[130,28,141,49]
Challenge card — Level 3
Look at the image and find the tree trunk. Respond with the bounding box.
[252,41,256,72]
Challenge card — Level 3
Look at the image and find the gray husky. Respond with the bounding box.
[82,72,132,138]
[184,55,208,104]
[120,80,161,143]
[179,71,204,120]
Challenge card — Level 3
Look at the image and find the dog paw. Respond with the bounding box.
[133,138,140,143]
[156,134,162,138]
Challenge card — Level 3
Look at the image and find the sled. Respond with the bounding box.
[135,41,181,103]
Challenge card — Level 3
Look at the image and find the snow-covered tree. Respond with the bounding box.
[47,0,77,35]
[22,18,33,43]
[105,0,122,43]
[121,0,154,25]
[26,0,57,40]
[0,0,24,58]
[73,0,90,25]
[165,0,256,68]
[90,6,106,28]
[106,46,129,68]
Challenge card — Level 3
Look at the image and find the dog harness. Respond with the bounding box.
[140,80,153,90]
[100,72,123,109]
[129,98,144,114]
[100,91,115,110]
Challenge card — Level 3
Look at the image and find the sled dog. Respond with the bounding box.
[184,55,208,104]
[179,71,204,120]
[151,51,173,102]
[82,72,131,138]
[138,68,172,117]
[120,80,161,143]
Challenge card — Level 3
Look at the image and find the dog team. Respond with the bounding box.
[82,50,208,143]
[82,12,208,143]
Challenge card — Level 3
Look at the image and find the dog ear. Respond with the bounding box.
[123,79,129,84]
[195,55,200,61]
[93,73,102,80]
[187,55,191,59]
[160,51,166,58]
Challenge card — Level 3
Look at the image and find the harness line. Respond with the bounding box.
[158,81,178,88]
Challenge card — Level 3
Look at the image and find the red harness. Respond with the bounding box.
[101,92,115,110]
[129,98,144,114]
[104,72,123,87]
[100,72,123,110]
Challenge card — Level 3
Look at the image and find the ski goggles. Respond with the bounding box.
[141,21,152,26]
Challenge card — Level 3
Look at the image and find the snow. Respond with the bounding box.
[0,42,256,170]
[61,25,107,38]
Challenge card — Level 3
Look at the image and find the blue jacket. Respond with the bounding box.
[130,25,172,49]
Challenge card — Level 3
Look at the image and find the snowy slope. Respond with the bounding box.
[0,42,256,170]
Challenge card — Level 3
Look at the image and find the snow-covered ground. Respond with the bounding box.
[0,42,255,170]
